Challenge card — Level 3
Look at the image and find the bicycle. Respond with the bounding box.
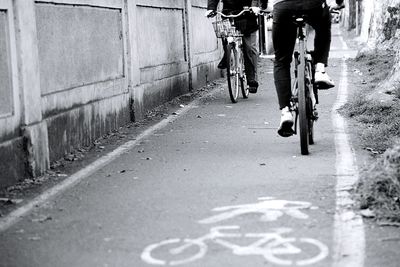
[209,8,253,103]
[141,225,329,266]
[291,7,342,155]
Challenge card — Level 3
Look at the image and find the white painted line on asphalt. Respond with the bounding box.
[332,55,365,267]
[0,91,215,232]
[339,36,349,50]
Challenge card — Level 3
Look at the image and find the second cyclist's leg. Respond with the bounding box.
[242,30,259,93]
[218,38,228,69]
[272,4,297,137]
[308,4,335,89]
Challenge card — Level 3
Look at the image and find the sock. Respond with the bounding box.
[315,63,325,73]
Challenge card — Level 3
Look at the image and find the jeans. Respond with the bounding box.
[272,2,331,109]
[243,30,259,83]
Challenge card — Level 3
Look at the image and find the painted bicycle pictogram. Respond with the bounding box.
[141,225,329,266]
[198,197,314,224]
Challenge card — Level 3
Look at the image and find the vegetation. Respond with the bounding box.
[342,49,400,222]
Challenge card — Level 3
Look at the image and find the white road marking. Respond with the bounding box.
[339,36,349,50]
[198,197,312,224]
[332,52,365,266]
[0,90,217,232]
[141,226,328,266]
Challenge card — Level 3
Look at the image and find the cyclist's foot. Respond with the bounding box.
[314,63,334,89]
[217,56,227,69]
[315,71,335,89]
[248,80,258,94]
[277,107,294,137]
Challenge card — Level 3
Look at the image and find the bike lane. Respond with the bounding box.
[0,28,360,267]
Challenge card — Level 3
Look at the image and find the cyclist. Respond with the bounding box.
[267,0,345,137]
[206,0,268,94]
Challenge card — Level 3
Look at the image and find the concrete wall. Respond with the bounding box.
[0,0,222,188]
[355,0,400,95]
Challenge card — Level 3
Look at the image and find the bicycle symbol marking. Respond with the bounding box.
[141,226,329,266]
[198,197,314,224]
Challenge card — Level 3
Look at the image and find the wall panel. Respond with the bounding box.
[136,6,186,69]
[36,3,124,95]
[0,10,13,117]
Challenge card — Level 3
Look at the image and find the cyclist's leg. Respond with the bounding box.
[307,5,331,66]
[242,31,259,93]
[218,38,228,69]
[307,5,334,88]
[272,3,298,137]
[272,4,297,110]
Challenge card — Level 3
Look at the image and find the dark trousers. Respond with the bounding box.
[272,2,331,109]
[243,30,259,83]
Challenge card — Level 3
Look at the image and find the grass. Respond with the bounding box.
[358,145,400,221]
[341,92,400,154]
[341,49,400,222]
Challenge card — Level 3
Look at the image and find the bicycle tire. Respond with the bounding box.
[239,50,249,98]
[297,41,309,155]
[305,61,314,145]
[226,43,239,103]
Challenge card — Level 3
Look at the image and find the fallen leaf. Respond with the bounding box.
[32,215,52,223]
[360,209,375,218]
[378,221,400,227]
[0,198,23,205]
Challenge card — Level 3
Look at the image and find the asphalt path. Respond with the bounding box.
[0,25,370,267]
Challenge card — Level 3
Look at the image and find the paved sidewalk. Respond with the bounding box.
[0,25,396,267]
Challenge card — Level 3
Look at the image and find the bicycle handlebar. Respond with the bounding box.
[216,9,249,18]
[207,7,271,19]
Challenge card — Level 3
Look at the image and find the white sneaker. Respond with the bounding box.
[315,71,335,89]
[278,107,294,137]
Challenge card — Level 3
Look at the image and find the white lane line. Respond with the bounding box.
[0,90,217,232]
[332,55,365,267]
[339,36,349,50]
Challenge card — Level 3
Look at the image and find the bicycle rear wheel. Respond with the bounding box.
[297,41,309,155]
[226,44,239,103]
[305,61,314,145]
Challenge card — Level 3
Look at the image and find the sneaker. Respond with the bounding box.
[218,54,227,69]
[314,71,335,89]
[277,107,294,137]
[248,80,258,94]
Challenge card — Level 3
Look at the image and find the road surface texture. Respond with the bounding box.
[0,25,399,267]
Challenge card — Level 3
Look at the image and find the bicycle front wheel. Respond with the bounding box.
[239,51,249,98]
[226,43,239,103]
[297,41,309,155]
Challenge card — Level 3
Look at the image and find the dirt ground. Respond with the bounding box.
[342,45,400,222]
